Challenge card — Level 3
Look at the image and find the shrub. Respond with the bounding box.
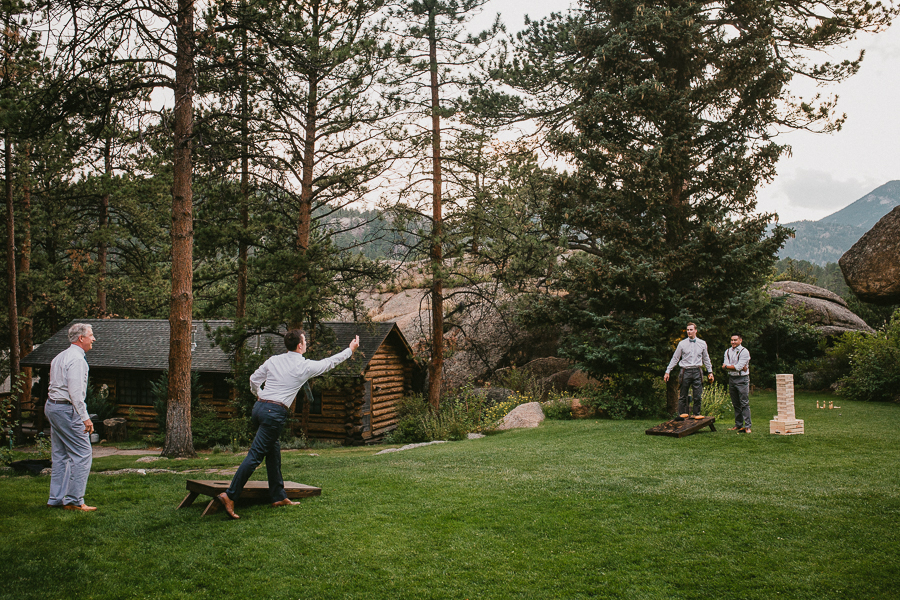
[492,367,550,401]
[835,310,900,403]
[542,395,574,420]
[580,375,665,419]
[700,383,731,422]
[85,384,117,422]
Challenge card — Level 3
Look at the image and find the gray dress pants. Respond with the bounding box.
[45,401,93,506]
[728,375,751,429]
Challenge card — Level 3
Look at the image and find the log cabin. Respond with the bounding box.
[20,319,420,445]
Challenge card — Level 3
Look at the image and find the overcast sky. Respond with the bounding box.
[478,0,900,224]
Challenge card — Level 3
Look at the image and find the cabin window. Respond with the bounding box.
[302,385,323,415]
[116,371,157,406]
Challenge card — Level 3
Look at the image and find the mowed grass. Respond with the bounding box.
[1,391,897,600]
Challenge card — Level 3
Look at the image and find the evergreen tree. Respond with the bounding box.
[502,0,895,412]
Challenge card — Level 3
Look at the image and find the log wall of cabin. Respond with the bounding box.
[300,382,364,443]
[300,335,414,445]
[362,336,413,441]
[88,369,233,435]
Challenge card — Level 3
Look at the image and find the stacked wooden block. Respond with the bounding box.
[770,374,804,435]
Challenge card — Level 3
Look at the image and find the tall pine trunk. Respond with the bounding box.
[237,24,249,324]
[4,132,21,442]
[426,7,443,411]
[17,144,33,428]
[98,135,111,315]
[164,0,196,458]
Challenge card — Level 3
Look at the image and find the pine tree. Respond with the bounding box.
[502,0,895,412]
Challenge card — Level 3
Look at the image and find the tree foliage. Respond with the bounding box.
[499,0,895,409]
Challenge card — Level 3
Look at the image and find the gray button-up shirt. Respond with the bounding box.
[250,348,353,408]
[48,344,90,421]
[666,337,713,374]
[724,345,750,377]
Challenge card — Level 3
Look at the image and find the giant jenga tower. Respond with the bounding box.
[770,374,804,434]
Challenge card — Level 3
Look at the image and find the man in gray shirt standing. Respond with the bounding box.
[45,323,97,511]
[217,328,359,519]
[664,322,714,420]
[723,333,752,433]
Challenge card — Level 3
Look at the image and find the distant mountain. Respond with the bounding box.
[777,180,900,265]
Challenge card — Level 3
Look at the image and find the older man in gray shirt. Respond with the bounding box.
[664,322,714,420]
[45,323,97,511]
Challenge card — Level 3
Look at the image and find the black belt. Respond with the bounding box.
[46,399,71,404]
[682,367,701,371]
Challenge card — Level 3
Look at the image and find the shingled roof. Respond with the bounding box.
[21,319,412,377]
[20,319,234,373]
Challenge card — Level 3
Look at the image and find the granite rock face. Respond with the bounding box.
[766,281,874,336]
[339,283,561,389]
[839,205,900,304]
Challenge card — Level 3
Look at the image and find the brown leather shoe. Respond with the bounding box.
[271,498,300,508]
[216,492,240,519]
[743,428,751,434]
[63,504,97,512]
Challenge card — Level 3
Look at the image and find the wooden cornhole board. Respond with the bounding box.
[645,416,716,438]
[178,479,321,516]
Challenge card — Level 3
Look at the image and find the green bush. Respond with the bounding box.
[383,394,431,444]
[835,310,900,403]
[492,367,550,401]
[85,385,117,422]
[580,374,665,419]
[700,382,731,422]
[542,396,574,420]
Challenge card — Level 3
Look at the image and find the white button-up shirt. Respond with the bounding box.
[724,345,750,377]
[666,337,713,374]
[48,344,90,421]
[250,348,353,407]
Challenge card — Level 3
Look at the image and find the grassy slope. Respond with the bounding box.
[1,391,897,600]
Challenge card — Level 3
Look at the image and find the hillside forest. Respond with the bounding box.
[2,0,898,455]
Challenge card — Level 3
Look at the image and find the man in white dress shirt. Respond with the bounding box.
[217,328,359,519]
[723,333,752,433]
[663,322,714,420]
[45,323,97,511]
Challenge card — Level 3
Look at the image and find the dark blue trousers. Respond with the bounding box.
[225,401,289,503]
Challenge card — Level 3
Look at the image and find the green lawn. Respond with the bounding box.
[1,391,897,600]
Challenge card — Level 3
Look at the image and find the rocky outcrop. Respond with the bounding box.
[766,281,874,336]
[340,284,560,389]
[497,402,545,430]
[839,205,900,304]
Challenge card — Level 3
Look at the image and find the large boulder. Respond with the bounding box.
[839,205,900,304]
[496,402,545,430]
[766,281,874,336]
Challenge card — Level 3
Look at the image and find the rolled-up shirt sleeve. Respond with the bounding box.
[666,346,682,374]
[250,362,269,398]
